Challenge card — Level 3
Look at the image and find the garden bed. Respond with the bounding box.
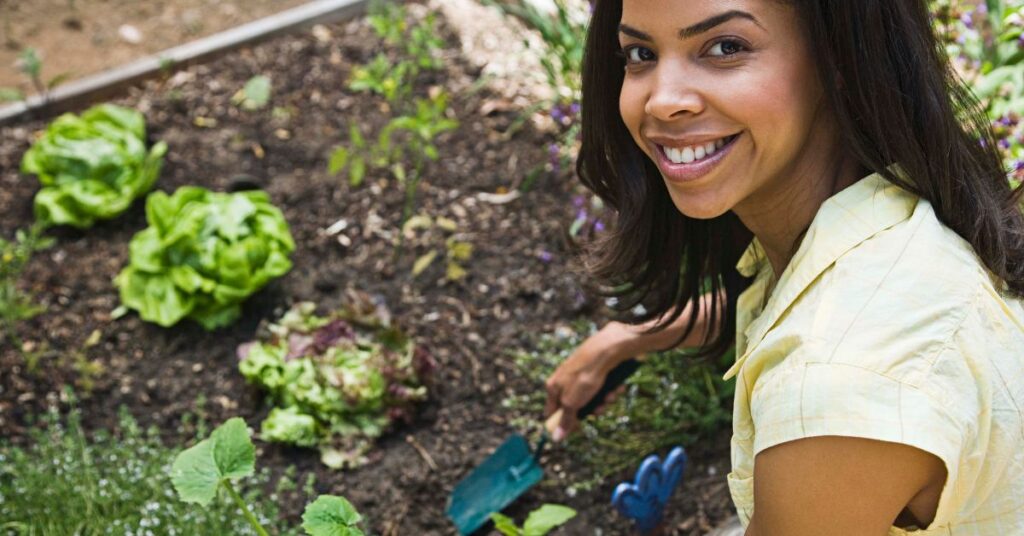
[0,3,735,534]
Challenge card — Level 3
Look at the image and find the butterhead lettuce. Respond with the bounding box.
[21,103,168,228]
[115,186,295,330]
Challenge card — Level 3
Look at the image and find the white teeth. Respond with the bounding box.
[661,135,731,164]
[681,147,695,163]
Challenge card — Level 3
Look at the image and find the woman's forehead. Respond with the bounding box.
[619,0,787,31]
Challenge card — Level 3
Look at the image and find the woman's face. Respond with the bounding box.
[618,0,833,220]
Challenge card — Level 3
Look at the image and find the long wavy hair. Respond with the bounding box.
[577,0,1024,364]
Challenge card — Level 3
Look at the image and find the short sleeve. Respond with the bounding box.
[750,361,970,529]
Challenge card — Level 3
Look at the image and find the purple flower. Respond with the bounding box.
[960,12,973,27]
[570,102,580,116]
[551,105,565,122]
[999,139,1011,150]
[1016,160,1024,172]
[538,250,553,263]
[572,195,586,207]
[980,138,988,148]
[594,220,606,233]
[576,208,588,221]
[548,143,560,156]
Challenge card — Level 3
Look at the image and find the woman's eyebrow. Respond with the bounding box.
[618,10,764,42]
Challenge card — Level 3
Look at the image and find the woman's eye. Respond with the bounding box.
[623,45,655,65]
[707,39,747,58]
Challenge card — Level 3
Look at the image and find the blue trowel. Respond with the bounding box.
[446,358,641,535]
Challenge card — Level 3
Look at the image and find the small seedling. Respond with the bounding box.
[171,417,368,535]
[233,75,272,110]
[490,504,577,536]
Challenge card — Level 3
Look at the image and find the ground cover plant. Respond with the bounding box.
[114,186,295,330]
[504,321,735,493]
[237,299,435,469]
[0,401,306,535]
[491,504,578,536]
[20,103,168,229]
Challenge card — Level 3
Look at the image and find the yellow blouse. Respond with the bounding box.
[724,171,1024,534]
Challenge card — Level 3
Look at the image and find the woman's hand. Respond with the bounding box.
[543,325,628,441]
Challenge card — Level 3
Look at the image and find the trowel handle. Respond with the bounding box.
[579,358,641,418]
[544,358,642,433]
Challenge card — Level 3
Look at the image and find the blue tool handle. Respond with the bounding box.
[577,358,641,419]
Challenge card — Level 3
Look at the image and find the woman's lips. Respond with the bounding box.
[652,133,740,184]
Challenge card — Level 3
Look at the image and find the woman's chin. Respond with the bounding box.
[665,189,733,220]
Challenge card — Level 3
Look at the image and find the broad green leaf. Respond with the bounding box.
[211,417,255,479]
[350,157,366,186]
[489,513,521,536]
[301,495,365,536]
[169,438,220,505]
[412,250,438,276]
[235,75,272,110]
[523,504,577,536]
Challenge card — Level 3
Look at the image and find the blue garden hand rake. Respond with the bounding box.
[612,446,689,534]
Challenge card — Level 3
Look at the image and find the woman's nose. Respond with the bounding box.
[644,64,705,121]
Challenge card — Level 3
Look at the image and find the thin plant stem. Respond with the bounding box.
[222,480,270,536]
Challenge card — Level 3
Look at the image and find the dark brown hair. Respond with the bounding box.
[577,0,1024,363]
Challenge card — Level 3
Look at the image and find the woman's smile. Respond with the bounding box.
[648,132,742,183]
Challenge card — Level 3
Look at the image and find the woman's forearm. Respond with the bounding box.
[599,290,724,365]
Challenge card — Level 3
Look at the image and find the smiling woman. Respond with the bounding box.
[543,0,1024,534]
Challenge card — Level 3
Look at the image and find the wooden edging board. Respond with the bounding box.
[0,0,370,126]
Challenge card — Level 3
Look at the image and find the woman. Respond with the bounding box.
[543,0,1024,533]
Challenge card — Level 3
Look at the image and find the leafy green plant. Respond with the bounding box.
[172,417,368,536]
[238,300,436,469]
[0,404,302,535]
[21,103,168,229]
[0,224,54,352]
[490,504,577,536]
[114,186,295,330]
[348,54,416,104]
[504,320,734,492]
[233,75,273,111]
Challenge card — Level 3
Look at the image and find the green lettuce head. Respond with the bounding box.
[21,103,168,228]
[115,186,295,330]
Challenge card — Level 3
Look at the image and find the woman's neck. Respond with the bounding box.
[735,151,865,280]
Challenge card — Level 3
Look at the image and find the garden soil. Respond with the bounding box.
[0,4,736,534]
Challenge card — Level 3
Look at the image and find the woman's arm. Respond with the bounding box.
[745,436,947,536]
[544,289,725,439]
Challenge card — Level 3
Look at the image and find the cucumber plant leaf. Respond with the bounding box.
[170,417,255,505]
[302,495,366,536]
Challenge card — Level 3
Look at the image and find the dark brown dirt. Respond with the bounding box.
[0,6,735,535]
[0,0,310,90]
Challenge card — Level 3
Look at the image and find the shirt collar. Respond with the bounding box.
[723,168,921,381]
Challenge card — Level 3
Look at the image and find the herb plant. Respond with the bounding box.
[0,224,54,352]
[114,186,295,330]
[21,103,168,229]
[172,417,367,536]
[490,504,578,536]
[238,300,436,468]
